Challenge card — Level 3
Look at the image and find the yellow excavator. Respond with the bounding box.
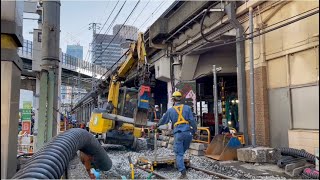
[88,32,154,150]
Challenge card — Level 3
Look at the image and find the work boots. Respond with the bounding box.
[178,170,188,179]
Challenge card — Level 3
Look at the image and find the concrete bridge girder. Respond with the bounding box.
[21,78,36,92]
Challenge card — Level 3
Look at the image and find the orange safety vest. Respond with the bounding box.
[173,105,189,127]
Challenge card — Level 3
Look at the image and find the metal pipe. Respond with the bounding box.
[249,7,256,146]
[213,65,218,135]
[198,83,203,127]
[47,70,54,140]
[225,2,248,144]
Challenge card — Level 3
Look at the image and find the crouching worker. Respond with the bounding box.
[155,91,197,179]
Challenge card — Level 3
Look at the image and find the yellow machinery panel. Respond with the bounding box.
[119,123,142,137]
[119,123,134,131]
[133,127,142,138]
[89,111,114,134]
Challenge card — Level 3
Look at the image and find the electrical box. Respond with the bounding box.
[154,57,170,82]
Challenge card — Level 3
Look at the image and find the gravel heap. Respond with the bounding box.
[100,146,175,179]
[68,145,286,179]
[189,155,286,179]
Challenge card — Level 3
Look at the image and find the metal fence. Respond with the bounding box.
[18,40,107,76]
[17,40,33,60]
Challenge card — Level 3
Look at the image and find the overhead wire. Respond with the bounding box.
[74,0,171,106]
[138,1,166,30]
[90,0,128,66]
[94,1,129,68]
[131,0,151,26]
[83,0,122,62]
[99,1,152,69]
[95,1,111,25]
[92,0,140,64]
[96,0,154,79]
[92,0,123,47]
[180,7,319,56]
[200,2,225,43]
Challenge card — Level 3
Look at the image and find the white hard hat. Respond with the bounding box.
[155,105,159,108]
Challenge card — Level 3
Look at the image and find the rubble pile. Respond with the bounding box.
[189,156,286,179]
[68,145,287,179]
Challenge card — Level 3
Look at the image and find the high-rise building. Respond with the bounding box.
[113,24,138,41]
[66,44,83,60]
[92,25,138,69]
[91,34,123,68]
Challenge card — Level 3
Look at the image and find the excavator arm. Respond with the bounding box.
[106,32,151,126]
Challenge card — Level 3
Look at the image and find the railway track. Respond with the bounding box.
[136,164,238,179]
[188,165,237,179]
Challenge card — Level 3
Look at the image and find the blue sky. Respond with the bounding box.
[23,0,175,61]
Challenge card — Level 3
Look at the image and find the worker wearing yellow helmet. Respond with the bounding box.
[156,91,197,179]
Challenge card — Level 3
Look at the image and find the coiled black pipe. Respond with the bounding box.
[13,128,112,179]
[303,168,319,179]
[278,147,316,163]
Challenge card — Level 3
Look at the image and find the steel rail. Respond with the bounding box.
[135,165,167,179]
[188,165,237,179]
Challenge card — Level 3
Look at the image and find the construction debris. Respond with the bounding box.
[188,149,205,156]
[189,142,207,151]
[237,147,281,163]
[65,144,288,179]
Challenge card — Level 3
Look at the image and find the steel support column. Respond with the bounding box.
[225,2,248,143]
[249,7,256,146]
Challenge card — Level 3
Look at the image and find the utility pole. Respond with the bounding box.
[1,1,23,178]
[89,23,101,90]
[37,0,60,149]
[89,22,101,37]
[213,65,222,135]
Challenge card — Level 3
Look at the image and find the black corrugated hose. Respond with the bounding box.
[13,128,112,179]
[278,147,316,163]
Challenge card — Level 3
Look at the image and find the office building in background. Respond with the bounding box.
[66,44,83,60]
[92,24,138,68]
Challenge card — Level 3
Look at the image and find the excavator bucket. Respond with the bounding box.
[205,134,241,161]
[134,85,151,126]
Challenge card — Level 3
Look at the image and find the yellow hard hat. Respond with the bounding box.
[172,91,182,97]
[126,94,131,100]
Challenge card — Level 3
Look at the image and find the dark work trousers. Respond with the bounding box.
[173,130,193,172]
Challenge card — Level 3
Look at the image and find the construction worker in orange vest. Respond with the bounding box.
[155,91,197,179]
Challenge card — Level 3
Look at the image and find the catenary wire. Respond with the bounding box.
[92,0,140,64]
